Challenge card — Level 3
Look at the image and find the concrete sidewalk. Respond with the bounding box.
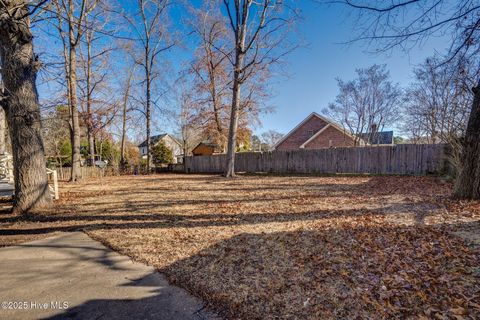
[0,232,219,320]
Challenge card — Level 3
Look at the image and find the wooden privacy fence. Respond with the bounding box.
[54,166,119,181]
[185,144,449,175]
[54,165,151,180]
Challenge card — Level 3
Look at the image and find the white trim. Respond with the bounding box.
[299,124,331,148]
[310,112,360,142]
[273,113,319,150]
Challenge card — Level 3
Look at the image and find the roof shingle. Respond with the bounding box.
[358,131,394,145]
[138,134,168,148]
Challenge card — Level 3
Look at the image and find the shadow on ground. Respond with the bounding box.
[0,202,447,237]
[0,232,218,320]
[162,223,480,319]
[42,272,214,320]
[0,174,478,319]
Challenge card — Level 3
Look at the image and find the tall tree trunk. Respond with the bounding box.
[453,83,480,199]
[68,43,82,181]
[224,0,250,178]
[225,50,244,177]
[86,33,95,166]
[0,1,52,213]
[88,130,95,165]
[209,69,223,137]
[0,107,5,155]
[211,79,226,152]
[225,78,241,177]
[120,99,127,171]
[182,133,189,173]
[145,59,151,174]
[93,135,97,155]
[120,68,134,171]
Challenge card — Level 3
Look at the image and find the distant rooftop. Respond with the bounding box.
[138,134,168,148]
[358,131,394,145]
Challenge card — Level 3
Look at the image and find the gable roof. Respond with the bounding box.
[138,134,181,148]
[192,141,222,153]
[358,131,394,145]
[273,112,359,149]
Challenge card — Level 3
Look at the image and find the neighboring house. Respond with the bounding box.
[138,134,182,163]
[192,142,222,156]
[358,131,394,146]
[274,112,393,151]
[274,113,358,151]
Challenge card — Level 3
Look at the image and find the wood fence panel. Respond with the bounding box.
[184,144,448,175]
[54,166,121,181]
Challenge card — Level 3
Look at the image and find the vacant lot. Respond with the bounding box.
[1,174,479,319]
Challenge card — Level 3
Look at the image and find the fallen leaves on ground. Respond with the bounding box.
[0,174,478,319]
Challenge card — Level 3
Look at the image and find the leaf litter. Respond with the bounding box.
[0,174,478,319]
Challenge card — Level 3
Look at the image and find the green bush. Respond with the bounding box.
[151,141,173,165]
[96,140,120,166]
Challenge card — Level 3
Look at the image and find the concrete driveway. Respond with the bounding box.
[0,232,218,320]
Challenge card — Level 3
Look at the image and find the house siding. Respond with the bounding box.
[139,135,182,163]
[304,125,355,149]
[276,116,329,151]
[192,144,215,156]
[163,136,182,163]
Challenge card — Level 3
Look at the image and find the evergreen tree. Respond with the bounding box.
[151,141,173,165]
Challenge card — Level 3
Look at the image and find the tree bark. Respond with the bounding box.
[120,68,134,171]
[0,107,5,155]
[225,80,241,177]
[120,116,127,171]
[225,5,248,178]
[224,0,255,178]
[225,51,244,177]
[209,65,224,136]
[145,50,152,174]
[68,43,82,180]
[88,129,95,165]
[453,83,480,199]
[120,92,128,171]
[0,0,52,213]
[86,31,95,166]
[211,74,226,151]
[120,102,127,169]
[66,0,82,181]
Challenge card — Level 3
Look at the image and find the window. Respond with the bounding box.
[307,130,314,137]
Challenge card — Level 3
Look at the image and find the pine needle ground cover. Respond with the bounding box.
[1,174,479,319]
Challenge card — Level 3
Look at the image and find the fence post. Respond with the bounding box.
[52,170,59,200]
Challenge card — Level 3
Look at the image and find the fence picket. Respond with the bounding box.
[185,144,448,175]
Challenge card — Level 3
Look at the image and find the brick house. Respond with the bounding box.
[274,112,393,151]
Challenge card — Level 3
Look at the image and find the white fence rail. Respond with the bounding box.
[0,154,59,200]
[46,168,59,200]
[0,153,13,183]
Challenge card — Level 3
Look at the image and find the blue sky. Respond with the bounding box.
[35,0,451,139]
[251,1,450,135]
[165,0,450,136]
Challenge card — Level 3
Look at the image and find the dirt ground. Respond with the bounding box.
[0,174,479,319]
